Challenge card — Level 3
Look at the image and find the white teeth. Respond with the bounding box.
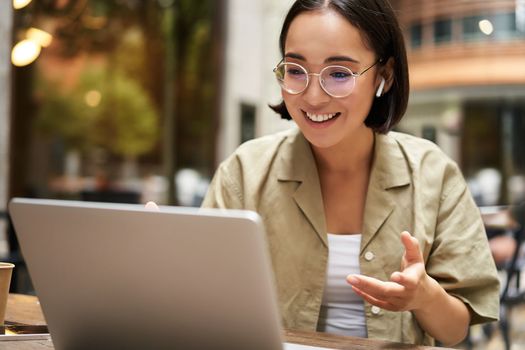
[306,112,337,122]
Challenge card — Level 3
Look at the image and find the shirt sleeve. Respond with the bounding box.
[201,159,244,210]
[425,165,500,325]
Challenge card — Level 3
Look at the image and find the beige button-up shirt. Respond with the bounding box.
[202,127,499,345]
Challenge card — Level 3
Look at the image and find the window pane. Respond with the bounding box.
[434,18,452,44]
[463,15,486,41]
[410,23,423,48]
[493,12,520,39]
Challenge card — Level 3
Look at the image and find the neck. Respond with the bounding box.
[312,127,375,174]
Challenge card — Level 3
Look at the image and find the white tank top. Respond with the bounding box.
[316,233,367,338]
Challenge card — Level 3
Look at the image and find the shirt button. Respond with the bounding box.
[371,306,381,315]
[364,251,375,261]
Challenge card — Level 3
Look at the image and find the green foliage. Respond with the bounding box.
[94,70,159,157]
[35,67,159,158]
[170,0,220,171]
[35,78,95,151]
[112,27,147,86]
[32,0,221,174]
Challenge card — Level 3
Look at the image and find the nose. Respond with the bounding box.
[302,74,330,106]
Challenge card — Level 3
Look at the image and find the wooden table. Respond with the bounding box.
[1,294,451,349]
[6,294,47,326]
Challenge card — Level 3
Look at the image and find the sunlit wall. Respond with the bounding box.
[217,0,294,163]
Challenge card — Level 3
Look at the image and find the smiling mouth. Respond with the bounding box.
[304,111,341,123]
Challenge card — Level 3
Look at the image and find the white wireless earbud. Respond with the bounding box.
[376,77,385,97]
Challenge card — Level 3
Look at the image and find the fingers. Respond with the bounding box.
[348,275,411,311]
[347,274,405,298]
[391,232,427,289]
[400,231,423,264]
[351,286,396,310]
[145,201,160,211]
[390,265,422,289]
[347,232,426,311]
[390,271,403,284]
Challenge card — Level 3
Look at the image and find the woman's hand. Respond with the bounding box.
[346,231,436,312]
[347,231,470,346]
[145,201,160,211]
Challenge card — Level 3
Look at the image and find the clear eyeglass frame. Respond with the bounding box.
[273,59,381,98]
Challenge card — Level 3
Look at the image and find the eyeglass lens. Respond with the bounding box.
[275,63,356,97]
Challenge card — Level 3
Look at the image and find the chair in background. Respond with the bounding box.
[480,203,525,350]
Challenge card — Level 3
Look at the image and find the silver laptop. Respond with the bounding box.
[9,198,324,350]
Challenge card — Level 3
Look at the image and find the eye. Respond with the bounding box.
[287,68,305,76]
[330,71,351,80]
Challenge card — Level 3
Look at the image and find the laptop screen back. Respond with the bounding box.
[9,198,284,350]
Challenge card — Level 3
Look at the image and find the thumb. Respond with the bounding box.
[400,231,422,265]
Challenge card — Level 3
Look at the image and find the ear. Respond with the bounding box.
[376,57,395,96]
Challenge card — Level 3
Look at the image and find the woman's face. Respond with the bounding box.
[282,9,382,149]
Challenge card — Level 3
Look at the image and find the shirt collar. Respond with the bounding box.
[276,128,411,189]
[372,132,411,190]
[276,127,315,182]
[275,128,411,248]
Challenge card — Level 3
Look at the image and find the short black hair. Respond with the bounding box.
[269,0,409,134]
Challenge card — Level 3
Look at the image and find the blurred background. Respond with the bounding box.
[0,0,524,348]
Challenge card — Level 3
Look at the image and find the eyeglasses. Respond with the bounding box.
[273,59,381,98]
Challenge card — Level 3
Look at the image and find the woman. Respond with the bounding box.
[202,0,499,346]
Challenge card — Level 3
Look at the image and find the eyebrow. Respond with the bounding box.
[284,52,360,64]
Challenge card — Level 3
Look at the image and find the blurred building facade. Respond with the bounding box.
[391,0,525,204]
[216,0,294,163]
